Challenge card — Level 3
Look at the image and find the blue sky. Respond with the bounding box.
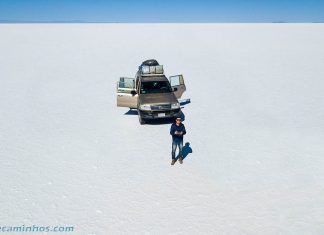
[0,0,323,22]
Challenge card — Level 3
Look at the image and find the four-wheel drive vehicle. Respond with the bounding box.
[117,59,186,124]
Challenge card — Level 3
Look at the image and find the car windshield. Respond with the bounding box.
[140,81,172,94]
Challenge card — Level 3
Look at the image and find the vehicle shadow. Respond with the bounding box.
[146,111,186,125]
[124,109,138,115]
[146,118,174,125]
[179,98,191,106]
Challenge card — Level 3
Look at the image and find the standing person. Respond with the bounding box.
[170,116,186,165]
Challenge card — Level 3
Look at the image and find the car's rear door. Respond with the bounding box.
[117,77,137,108]
[169,75,186,99]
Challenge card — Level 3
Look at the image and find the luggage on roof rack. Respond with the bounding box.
[141,59,159,66]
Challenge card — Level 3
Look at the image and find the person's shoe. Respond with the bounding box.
[178,157,183,164]
[171,159,176,165]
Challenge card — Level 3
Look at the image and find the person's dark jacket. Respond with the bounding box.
[170,123,186,141]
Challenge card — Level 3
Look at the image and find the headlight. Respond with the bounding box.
[140,104,151,111]
[171,103,180,109]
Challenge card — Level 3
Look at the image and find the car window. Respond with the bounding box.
[119,77,134,89]
[140,81,172,94]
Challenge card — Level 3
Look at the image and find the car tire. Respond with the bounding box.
[138,113,145,125]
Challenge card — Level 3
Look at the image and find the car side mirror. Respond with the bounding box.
[173,87,178,92]
[131,90,137,96]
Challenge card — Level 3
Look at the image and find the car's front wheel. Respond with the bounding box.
[138,112,145,125]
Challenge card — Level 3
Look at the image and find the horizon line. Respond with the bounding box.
[1,20,324,24]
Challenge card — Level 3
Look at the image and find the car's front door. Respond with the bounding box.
[117,77,137,108]
[169,75,186,99]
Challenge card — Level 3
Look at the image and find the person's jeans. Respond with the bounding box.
[172,139,183,159]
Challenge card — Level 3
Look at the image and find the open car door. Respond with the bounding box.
[169,75,186,99]
[117,77,137,108]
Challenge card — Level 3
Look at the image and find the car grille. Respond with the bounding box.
[151,104,171,111]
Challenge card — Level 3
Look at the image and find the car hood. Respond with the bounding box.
[139,92,178,105]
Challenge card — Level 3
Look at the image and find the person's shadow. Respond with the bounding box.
[182,142,193,160]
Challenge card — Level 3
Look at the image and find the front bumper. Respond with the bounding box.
[139,108,181,119]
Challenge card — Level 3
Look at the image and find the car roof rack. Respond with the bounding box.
[139,65,164,75]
